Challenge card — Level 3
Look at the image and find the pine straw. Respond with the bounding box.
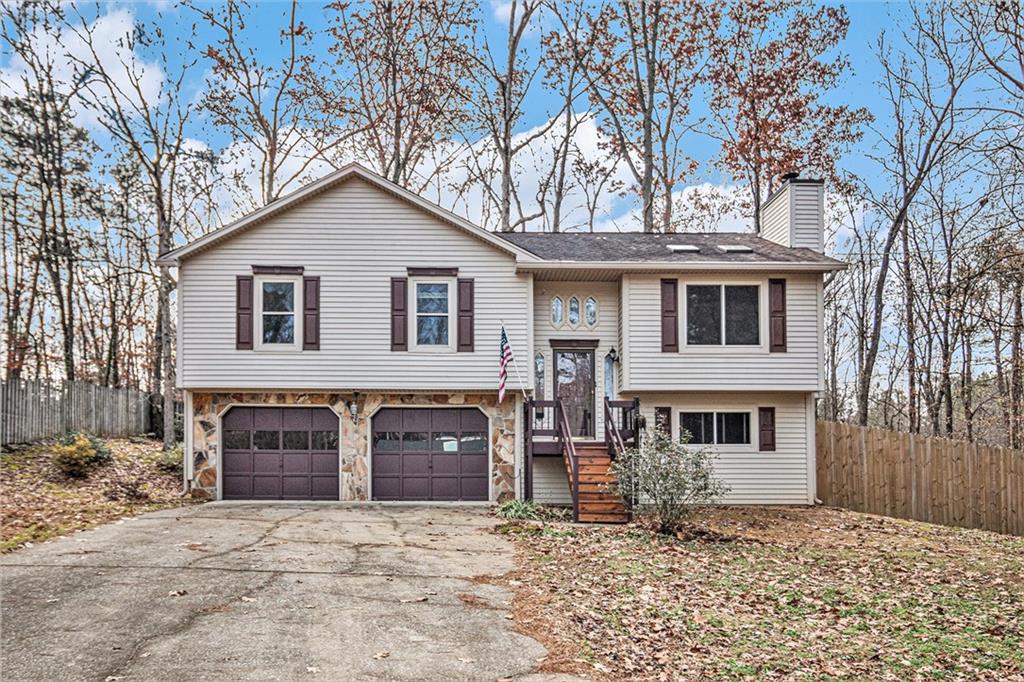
[497,507,1024,681]
[1,437,199,552]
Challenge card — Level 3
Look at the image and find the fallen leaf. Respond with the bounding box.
[400,596,428,603]
[372,651,390,660]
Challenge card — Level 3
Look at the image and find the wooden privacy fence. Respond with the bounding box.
[1,378,152,447]
[816,421,1023,536]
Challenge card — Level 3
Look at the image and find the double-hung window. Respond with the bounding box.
[686,284,760,346]
[412,279,453,350]
[679,411,751,445]
[257,277,301,349]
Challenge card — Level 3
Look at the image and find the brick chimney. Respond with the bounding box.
[758,172,825,253]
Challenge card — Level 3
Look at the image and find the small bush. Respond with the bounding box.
[611,427,730,534]
[51,432,111,479]
[496,499,542,520]
[152,444,184,477]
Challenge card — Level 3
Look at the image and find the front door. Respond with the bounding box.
[555,349,595,438]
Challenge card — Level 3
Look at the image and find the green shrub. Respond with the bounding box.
[152,444,184,477]
[611,427,730,534]
[51,432,112,478]
[496,499,543,520]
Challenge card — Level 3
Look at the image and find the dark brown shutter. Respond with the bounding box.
[758,407,776,451]
[654,406,671,435]
[457,278,474,352]
[390,277,408,351]
[236,275,253,350]
[660,278,678,352]
[302,276,320,351]
[769,278,787,352]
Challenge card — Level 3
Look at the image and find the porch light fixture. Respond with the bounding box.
[607,347,619,364]
[348,395,359,423]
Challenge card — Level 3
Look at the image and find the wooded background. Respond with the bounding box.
[1,0,1022,449]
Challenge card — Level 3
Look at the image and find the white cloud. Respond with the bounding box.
[0,7,164,130]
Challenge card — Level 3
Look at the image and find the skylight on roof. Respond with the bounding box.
[719,245,753,253]
[666,244,700,253]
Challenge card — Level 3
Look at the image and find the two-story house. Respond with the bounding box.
[157,164,844,522]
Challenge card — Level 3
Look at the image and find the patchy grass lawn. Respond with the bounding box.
[1,437,198,552]
[499,507,1024,680]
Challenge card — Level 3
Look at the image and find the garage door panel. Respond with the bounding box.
[281,476,311,498]
[460,409,488,430]
[460,453,488,476]
[402,453,430,475]
[401,477,430,499]
[373,452,402,475]
[431,452,459,475]
[403,409,431,430]
[282,408,310,429]
[252,476,281,498]
[223,476,251,498]
[282,452,310,474]
[223,407,252,429]
[221,406,338,501]
[311,476,339,499]
[223,451,252,473]
[373,477,401,500]
[462,477,488,500]
[311,452,338,474]
[431,477,459,500]
[253,452,280,474]
[253,407,283,429]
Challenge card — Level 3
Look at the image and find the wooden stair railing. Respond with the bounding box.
[553,398,629,524]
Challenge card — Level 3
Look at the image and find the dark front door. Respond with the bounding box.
[555,349,595,438]
[221,407,340,500]
[371,408,489,501]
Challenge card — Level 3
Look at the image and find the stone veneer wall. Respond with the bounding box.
[190,391,517,502]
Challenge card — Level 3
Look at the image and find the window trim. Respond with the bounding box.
[255,275,302,351]
[681,280,766,350]
[409,277,455,352]
[677,408,756,451]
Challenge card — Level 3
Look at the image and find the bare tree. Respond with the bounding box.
[314,0,476,192]
[67,9,198,448]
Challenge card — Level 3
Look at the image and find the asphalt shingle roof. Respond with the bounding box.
[498,232,843,266]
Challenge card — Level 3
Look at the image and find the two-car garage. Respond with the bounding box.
[220,405,489,502]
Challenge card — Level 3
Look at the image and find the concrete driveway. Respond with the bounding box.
[0,504,564,681]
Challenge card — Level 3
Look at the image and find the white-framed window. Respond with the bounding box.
[685,284,760,346]
[410,278,453,350]
[585,297,598,326]
[678,410,752,445]
[567,296,581,327]
[256,276,302,350]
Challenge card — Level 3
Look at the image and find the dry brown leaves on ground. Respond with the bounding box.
[1,438,198,552]
[498,506,1024,681]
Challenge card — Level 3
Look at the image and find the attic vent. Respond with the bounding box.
[719,245,753,253]
[666,244,700,253]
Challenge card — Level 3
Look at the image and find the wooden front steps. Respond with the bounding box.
[569,443,629,524]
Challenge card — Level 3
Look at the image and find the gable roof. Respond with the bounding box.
[155,163,540,265]
[499,232,846,272]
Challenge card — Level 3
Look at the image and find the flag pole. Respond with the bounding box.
[499,319,530,401]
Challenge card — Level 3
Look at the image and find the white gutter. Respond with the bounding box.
[515,260,847,273]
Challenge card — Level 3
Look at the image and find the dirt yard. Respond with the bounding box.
[1,437,197,552]
[500,506,1024,680]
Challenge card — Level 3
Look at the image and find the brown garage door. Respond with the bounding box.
[372,408,489,501]
[221,407,339,500]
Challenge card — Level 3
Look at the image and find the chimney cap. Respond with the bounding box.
[781,171,800,181]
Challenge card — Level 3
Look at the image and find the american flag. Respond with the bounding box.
[498,326,513,403]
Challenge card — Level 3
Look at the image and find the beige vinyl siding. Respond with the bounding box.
[623,272,822,391]
[179,177,529,390]
[631,391,815,504]
[791,183,824,252]
[533,281,619,436]
[532,456,572,505]
[759,190,790,247]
